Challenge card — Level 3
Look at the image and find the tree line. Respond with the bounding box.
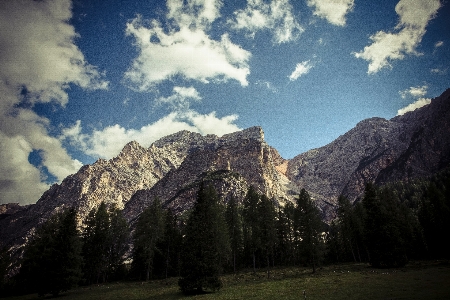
[1,168,449,296]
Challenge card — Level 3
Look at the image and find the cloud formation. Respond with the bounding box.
[229,0,303,44]
[354,0,441,74]
[289,61,314,81]
[397,85,431,115]
[62,110,241,159]
[0,0,107,204]
[307,0,354,26]
[399,85,428,99]
[124,0,251,90]
[397,98,431,116]
[156,86,202,110]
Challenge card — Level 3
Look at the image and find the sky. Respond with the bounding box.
[0,0,449,205]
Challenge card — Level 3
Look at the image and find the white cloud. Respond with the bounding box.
[434,41,444,48]
[397,85,431,116]
[431,68,447,75]
[255,80,278,93]
[397,97,431,115]
[62,110,241,159]
[124,0,251,90]
[289,60,314,81]
[307,0,354,26]
[229,0,304,44]
[399,85,428,99]
[353,0,441,74]
[0,0,107,204]
[157,86,202,110]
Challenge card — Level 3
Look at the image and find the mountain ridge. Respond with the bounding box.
[1,88,449,253]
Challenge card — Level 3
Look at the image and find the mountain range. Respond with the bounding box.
[1,88,450,253]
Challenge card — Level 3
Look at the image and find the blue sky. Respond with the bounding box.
[0,0,449,205]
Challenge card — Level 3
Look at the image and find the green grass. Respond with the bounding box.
[5,261,450,300]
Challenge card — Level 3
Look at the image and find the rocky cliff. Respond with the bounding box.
[1,88,449,252]
[123,126,292,222]
[0,126,292,248]
[287,88,450,218]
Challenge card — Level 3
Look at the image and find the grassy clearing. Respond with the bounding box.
[5,261,450,300]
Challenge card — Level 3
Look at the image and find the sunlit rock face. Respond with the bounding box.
[123,126,293,222]
[0,126,293,248]
[1,89,449,254]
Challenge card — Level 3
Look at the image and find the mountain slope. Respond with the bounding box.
[287,88,450,218]
[1,88,449,253]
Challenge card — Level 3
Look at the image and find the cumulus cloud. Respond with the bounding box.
[289,60,314,81]
[307,0,354,26]
[397,98,431,115]
[62,110,241,159]
[397,85,431,115]
[156,86,202,110]
[124,0,251,90]
[0,0,107,204]
[399,85,428,99]
[229,0,303,44]
[353,0,441,74]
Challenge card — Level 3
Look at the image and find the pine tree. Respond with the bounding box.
[258,195,277,278]
[294,189,325,273]
[178,183,230,294]
[82,202,111,284]
[132,197,166,281]
[106,206,129,279]
[363,184,413,267]
[276,202,296,265]
[242,186,261,273]
[225,196,243,273]
[19,208,83,296]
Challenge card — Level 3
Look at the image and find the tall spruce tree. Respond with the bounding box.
[82,202,111,284]
[242,186,261,273]
[106,206,130,279]
[258,195,277,277]
[295,189,325,273]
[225,196,243,273]
[363,183,414,267]
[132,197,166,281]
[178,183,230,294]
[19,208,83,297]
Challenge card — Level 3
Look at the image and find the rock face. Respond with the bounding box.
[0,126,292,248]
[1,88,449,253]
[123,127,291,222]
[286,88,450,218]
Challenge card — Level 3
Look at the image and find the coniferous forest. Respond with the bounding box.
[1,169,450,297]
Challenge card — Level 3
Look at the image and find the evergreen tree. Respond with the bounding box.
[242,186,261,273]
[132,197,166,281]
[106,206,130,279]
[275,202,296,266]
[294,189,325,273]
[258,195,277,277]
[19,208,83,296]
[178,183,230,294]
[363,184,413,267]
[152,208,182,279]
[82,202,111,284]
[337,195,359,262]
[419,180,450,258]
[225,196,243,273]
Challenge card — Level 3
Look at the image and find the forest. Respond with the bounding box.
[0,168,449,296]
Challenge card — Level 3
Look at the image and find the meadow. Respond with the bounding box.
[5,260,450,300]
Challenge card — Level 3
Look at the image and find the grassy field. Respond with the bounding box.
[5,261,450,300]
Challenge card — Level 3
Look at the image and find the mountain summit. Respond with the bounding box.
[1,89,450,252]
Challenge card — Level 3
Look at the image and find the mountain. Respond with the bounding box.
[1,88,449,254]
[287,88,450,218]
